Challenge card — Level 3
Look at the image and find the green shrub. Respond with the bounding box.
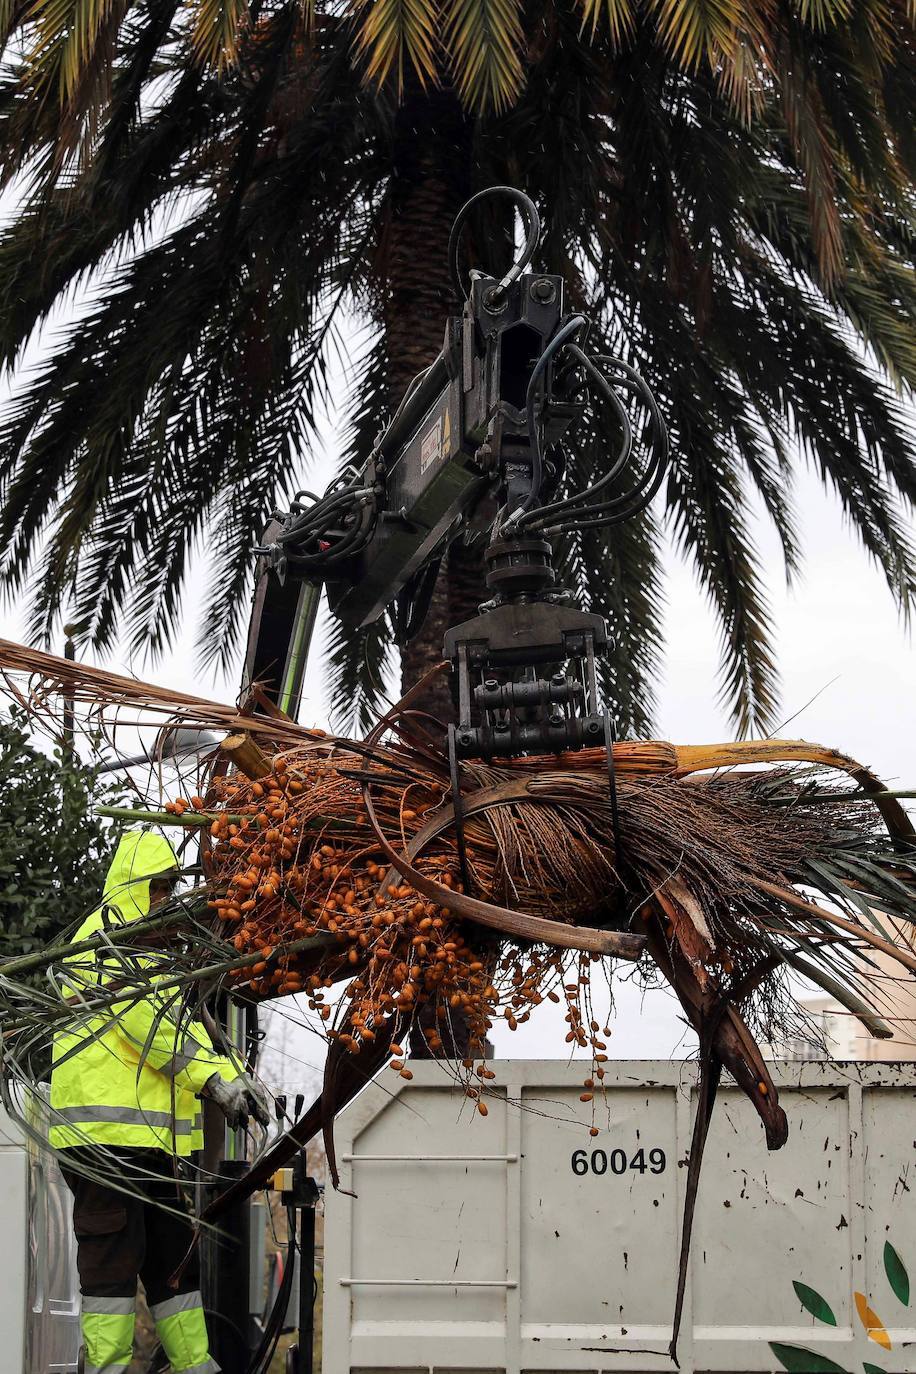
[0,707,123,959]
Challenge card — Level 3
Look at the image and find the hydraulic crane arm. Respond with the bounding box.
[242,186,668,757]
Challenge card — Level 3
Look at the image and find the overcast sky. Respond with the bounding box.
[1,330,913,1088]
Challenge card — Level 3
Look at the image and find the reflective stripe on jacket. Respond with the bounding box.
[50,831,240,1155]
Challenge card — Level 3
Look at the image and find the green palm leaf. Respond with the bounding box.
[797,0,852,28]
[777,28,844,284]
[191,0,249,68]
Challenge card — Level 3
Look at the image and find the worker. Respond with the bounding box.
[50,829,270,1374]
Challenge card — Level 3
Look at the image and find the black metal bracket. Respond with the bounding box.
[447,721,473,892]
[603,710,624,875]
[281,1154,321,1374]
[443,532,611,761]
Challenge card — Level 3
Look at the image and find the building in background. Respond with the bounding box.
[774,947,916,1061]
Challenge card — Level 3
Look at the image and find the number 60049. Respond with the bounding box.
[571,1147,667,1176]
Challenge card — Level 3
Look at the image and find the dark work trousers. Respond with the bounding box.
[60,1146,200,1306]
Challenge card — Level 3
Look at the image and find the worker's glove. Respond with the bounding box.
[202,1073,271,1130]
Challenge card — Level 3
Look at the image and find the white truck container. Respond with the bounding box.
[323,1060,916,1374]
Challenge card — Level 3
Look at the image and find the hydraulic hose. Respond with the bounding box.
[448,185,541,303]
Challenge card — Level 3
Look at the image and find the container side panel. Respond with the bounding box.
[692,1086,852,1369]
[349,1085,509,1327]
[519,1085,679,1332]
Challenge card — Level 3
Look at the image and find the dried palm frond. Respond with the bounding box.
[0,636,316,749]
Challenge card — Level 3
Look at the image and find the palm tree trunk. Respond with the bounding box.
[385,85,487,722]
[383,90,494,1057]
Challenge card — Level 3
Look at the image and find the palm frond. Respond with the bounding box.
[353,0,438,96]
[322,324,396,730]
[191,0,249,68]
[325,615,395,735]
[666,430,781,737]
[796,0,852,28]
[776,27,843,284]
[649,0,740,69]
[576,0,634,45]
[443,0,525,112]
[576,0,634,42]
[555,510,664,738]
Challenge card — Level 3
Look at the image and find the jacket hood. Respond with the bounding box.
[101,830,179,924]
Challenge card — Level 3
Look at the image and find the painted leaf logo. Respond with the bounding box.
[769,1241,910,1373]
[884,1243,909,1306]
[854,1293,890,1351]
[794,1282,837,1327]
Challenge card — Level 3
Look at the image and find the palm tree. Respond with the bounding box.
[0,1,913,736]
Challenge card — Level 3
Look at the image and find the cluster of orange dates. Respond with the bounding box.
[187,747,612,1116]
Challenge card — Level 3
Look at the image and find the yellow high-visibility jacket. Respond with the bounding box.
[50,831,240,1155]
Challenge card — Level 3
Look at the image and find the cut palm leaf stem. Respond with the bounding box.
[96,806,244,827]
[0,909,207,979]
[642,905,788,1145]
[674,742,915,845]
[669,1043,721,1364]
[642,907,786,1365]
[220,731,273,780]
